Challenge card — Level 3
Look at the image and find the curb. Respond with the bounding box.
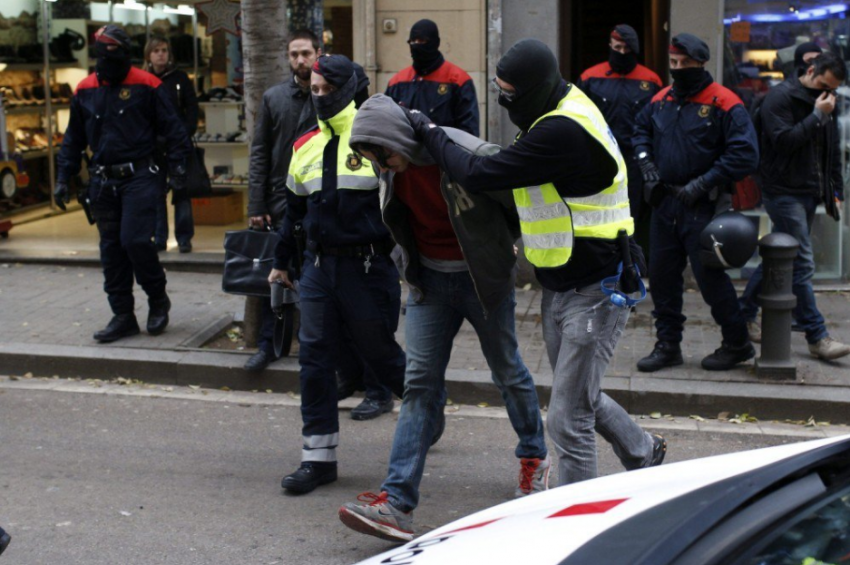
[0,251,225,274]
[2,342,850,424]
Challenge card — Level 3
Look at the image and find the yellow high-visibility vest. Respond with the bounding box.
[513,88,633,268]
[287,101,378,195]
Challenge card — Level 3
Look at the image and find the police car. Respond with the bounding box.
[354,435,850,565]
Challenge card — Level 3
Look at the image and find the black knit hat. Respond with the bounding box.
[312,54,355,89]
[670,33,710,63]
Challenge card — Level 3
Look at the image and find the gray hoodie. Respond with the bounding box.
[350,94,520,315]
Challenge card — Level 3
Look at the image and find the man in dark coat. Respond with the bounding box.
[739,52,850,361]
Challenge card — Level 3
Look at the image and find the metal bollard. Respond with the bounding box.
[755,232,800,380]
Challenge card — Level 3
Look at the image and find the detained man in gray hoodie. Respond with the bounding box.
[337,94,548,542]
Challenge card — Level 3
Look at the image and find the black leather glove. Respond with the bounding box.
[168,164,187,193]
[676,176,710,208]
[635,153,660,185]
[403,108,436,140]
[54,181,70,211]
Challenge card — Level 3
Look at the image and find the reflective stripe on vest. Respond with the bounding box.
[513,89,633,268]
[287,102,378,196]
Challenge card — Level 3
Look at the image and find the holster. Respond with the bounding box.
[76,181,96,225]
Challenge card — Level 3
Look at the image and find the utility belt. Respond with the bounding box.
[92,157,156,180]
[306,238,395,258]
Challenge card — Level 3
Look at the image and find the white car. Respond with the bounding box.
[354,435,850,565]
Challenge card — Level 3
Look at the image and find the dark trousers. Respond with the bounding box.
[89,168,167,315]
[154,171,194,247]
[298,253,405,442]
[649,197,748,346]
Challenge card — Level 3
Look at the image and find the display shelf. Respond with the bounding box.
[21,150,52,161]
[211,183,249,189]
[197,141,248,147]
[0,62,81,71]
[4,104,71,115]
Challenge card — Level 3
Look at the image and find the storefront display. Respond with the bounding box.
[723,0,850,279]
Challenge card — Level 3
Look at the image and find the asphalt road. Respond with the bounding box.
[0,382,834,565]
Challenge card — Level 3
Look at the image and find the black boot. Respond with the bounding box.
[350,397,394,421]
[281,462,338,494]
[93,314,140,343]
[244,350,274,372]
[0,527,10,556]
[701,341,755,371]
[637,341,683,373]
[147,293,171,335]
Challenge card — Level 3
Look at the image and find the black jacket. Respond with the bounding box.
[758,77,843,200]
[57,67,190,182]
[153,67,199,137]
[249,77,315,221]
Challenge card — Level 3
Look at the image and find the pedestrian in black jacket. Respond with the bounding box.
[144,36,198,253]
[740,52,850,361]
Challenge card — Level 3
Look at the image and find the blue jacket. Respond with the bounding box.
[57,67,190,182]
[577,62,662,154]
[633,79,758,187]
[385,60,479,136]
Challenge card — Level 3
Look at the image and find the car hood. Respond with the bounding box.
[353,434,850,565]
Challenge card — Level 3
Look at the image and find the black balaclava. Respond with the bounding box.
[609,24,639,75]
[795,42,823,77]
[352,62,371,108]
[409,19,444,75]
[94,25,132,85]
[496,38,568,132]
[312,54,358,121]
[669,33,712,99]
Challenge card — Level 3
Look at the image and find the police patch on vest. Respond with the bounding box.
[346,153,363,171]
[119,88,131,100]
[698,104,711,118]
[640,81,650,91]
[437,83,449,95]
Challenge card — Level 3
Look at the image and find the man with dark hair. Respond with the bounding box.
[246,29,321,372]
[577,25,662,223]
[55,25,190,343]
[385,19,479,136]
[740,52,850,361]
[633,33,758,373]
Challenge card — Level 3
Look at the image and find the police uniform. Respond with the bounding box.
[633,34,758,371]
[386,19,479,135]
[57,26,189,342]
[577,25,662,220]
[274,56,405,493]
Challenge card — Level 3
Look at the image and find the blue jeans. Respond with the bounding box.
[739,193,827,344]
[650,197,749,346]
[382,267,547,512]
[542,284,652,485]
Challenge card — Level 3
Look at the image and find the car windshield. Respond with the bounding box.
[741,484,850,565]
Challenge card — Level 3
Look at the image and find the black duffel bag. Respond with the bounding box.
[222,229,279,297]
[186,140,212,198]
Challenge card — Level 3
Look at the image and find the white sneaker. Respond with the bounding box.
[747,320,762,344]
[808,337,850,361]
[515,454,550,497]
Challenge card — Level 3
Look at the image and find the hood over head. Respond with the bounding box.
[350,93,434,166]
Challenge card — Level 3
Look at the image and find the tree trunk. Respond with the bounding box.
[240,0,289,348]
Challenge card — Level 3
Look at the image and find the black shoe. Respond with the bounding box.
[351,397,394,421]
[0,529,10,556]
[336,373,365,401]
[646,434,667,468]
[637,341,683,372]
[701,341,755,371]
[431,410,446,446]
[178,242,192,254]
[791,321,804,333]
[147,293,171,335]
[93,314,140,343]
[155,242,167,252]
[281,462,337,494]
[244,350,274,372]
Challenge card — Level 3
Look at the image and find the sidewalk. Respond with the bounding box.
[1,261,850,422]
